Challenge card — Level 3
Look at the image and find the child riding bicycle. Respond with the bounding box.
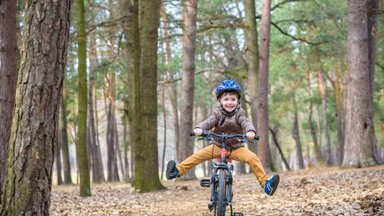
[166,80,280,196]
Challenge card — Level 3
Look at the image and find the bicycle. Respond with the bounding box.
[190,130,258,216]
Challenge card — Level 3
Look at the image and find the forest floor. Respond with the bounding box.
[50,165,384,216]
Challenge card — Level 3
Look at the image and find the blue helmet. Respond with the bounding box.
[215,80,242,98]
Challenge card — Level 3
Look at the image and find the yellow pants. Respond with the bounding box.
[176,144,268,187]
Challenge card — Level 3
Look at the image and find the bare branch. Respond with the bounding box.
[270,21,325,46]
[271,0,309,11]
[376,62,384,71]
[87,15,129,35]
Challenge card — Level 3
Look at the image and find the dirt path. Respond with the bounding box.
[51,165,384,215]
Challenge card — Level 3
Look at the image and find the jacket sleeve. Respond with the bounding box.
[195,108,219,130]
[237,108,256,133]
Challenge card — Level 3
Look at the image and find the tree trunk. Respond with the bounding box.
[93,71,103,183]
[306,70,324,164]
[106,100,119,181]
[132,0,141,188]
[330,63,345,165]
[179,0,198,180]
[240,90,255,174]
[159,4,169,180]
[0,0,71,214]
[316,105,323,151]
[257,0,273,172]
[367,0,380,163]
[326,62,345,165]
[135,0,164,192]
[122,117,131,182]
[160,35,166,179]
[244,0,259,155]
[161,2,180,162]
[167,77,180,161]
[55,131,63,185]
[89,31,104,183]
[316,64,332,165]
[114,122,124,180]
[96,73,105,177]
[342,0,377,168]
[269,126,291,171]
[76,0,91,197]
[161,85,167,180]
[292,97,305,169]
[61,84,73,184]
[119,0,138,187]
[105,0,119,183]
[0,0,18,200]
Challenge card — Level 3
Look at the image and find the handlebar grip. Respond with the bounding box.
[190,129,210,137]
[255,135,260,141]
[201,130,209,136]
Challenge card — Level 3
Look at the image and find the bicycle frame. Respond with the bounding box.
[209,136,233,212]
[192,130,257,216]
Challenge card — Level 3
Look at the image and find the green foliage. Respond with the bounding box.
[58,0,383,174]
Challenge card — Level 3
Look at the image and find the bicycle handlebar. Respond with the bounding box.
[190,130,259,142]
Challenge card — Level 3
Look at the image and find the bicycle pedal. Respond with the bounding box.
[208,201,214,211]
[233,212,244,216]
[200,179,211,187]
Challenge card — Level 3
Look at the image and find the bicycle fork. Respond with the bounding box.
[210,166,233,211]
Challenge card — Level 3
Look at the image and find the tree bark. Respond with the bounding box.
[105,0,120,183]
[244,0,259,155]
[0,0,18,199]
[257,0,273,172]
[342,0,377,168]
[161,85,167,180]
[0,0,71,214]
[92,65,103,183]
[292,97,305,169]
[306,70,324,164]
[159,32,167,180]
[60,87,73,185]
[133,0,164,192]
[179,0,198,180]
[316,64,332,165]
[367,0,380,163]
[122,117,131,182]
[269,126,291,171]
[132,0,141,188]
[166,81,180,155]
[161,2,180,162]
[119,0,138,186]
[76,0,91,197]
[89,31,104,183]
[167,77,180,161]
[327,63,345,165]
[114,121,124,180]
[105,99,119,181]
[55,131,63,185]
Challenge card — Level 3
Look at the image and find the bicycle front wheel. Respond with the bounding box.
[215,169,227,216]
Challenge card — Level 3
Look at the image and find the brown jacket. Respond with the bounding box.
[195,104,256,149]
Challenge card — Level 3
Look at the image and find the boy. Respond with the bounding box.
[166,80,280,196]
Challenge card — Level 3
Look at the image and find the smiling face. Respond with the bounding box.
[219,92,239,113]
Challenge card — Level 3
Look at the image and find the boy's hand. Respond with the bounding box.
[194,128,203,136]
[246,131,256,140]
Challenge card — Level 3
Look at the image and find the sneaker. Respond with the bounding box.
[166,160,179,180]
[264,174,280,196]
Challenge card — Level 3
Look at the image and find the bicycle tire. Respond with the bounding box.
[215,169,227,216]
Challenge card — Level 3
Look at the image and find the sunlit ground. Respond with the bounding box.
[51,165,384,216]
